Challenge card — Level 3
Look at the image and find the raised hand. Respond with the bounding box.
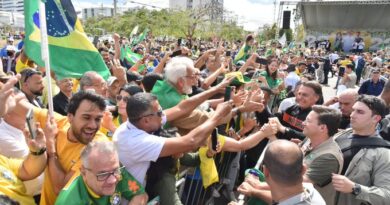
[0,74,20,117]
[24,122,47,153]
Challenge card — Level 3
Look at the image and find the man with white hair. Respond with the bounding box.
[151,57,198,109]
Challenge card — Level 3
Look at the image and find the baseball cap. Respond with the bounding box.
[106,76,119,87]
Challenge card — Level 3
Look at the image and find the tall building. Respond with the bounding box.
[169,0,224,22]
[0,0,23,13]
[81,6,130,19]
[82,7,115,19]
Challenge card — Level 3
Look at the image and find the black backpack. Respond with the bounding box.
[335,129,390,175]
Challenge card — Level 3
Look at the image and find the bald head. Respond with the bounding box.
[338,89,358,117]
[263,140,303,186]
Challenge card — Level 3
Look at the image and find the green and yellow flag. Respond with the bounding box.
[131,28,149,46]
[24,0,110,80]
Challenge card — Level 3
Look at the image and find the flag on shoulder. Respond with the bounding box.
[24,0,110,80]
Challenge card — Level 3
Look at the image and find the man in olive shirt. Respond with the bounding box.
[300,105,344,205]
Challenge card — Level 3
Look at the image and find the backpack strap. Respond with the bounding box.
[337,135,390,153]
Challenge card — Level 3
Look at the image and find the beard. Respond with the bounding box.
[183,84,193,95]
[32,90,43,96]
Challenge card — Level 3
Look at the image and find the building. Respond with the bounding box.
[0,11,24,29]
[82,7,115,19]
[0,0,23,13]
[169,0,224,22]
[82,6,130,19]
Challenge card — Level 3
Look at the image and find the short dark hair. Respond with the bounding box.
[263,140,303,186]
[311,105,342,136]
[245,34,254,43]
[346,64,354,71]
[260,86,272,96]
[357,95,387,118]
[126,93,157,124]
[67,91,106,115]
[286,64,296,73]
[142,73,163,93]
[20,68,42,83]
[302,81,324,104]
[120,83,143,96]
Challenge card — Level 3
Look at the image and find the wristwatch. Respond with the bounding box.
[30,147,47,156]
[352,183,361,196]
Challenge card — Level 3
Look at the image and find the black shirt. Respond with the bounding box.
[53,91,70,116]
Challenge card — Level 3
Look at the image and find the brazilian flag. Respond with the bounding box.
[24,0,110,80]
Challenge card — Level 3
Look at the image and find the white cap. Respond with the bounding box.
[107,76,118,87]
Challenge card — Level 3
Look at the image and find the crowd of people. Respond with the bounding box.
[0,31,390,205]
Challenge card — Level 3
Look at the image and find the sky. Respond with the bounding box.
[73,0,289,31]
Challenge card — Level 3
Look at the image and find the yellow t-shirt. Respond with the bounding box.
[0,155,36,205]
[339,59,352,67]
[15,58,29,74]
[34,108,108,205]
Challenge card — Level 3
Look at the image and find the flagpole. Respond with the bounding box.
[39,1,54,117]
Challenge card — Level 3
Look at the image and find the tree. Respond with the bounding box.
[82,6,246,42]
[279,28,293,42]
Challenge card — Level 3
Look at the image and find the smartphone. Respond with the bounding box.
[177,38,182,46]
[170,50,182,58]
[26,108,37,139]
[338,66,345,77]
[211,128,218,151]
[226,50,231,57]
[255,57,268,65]
[224,86,232,102]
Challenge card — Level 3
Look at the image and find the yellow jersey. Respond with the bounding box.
[34,108,108,205]
[0,155,36,205]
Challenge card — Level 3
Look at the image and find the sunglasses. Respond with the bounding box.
[116,95,129,103]
[142,109,163,118]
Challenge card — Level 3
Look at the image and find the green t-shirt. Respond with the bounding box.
[151,80,188,110]
[55,168,145,205]
[260,71,282,89]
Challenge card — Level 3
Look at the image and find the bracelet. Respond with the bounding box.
[30,147,47,156]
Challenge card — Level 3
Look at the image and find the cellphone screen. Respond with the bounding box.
[26,108,37,139]
[211,128,218,151]
[177,38,182,46]
[256,57,268,65]
[224,86,232,102]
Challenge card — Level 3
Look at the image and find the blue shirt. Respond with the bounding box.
[358,78,386,96]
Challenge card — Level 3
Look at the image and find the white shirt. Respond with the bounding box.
[0,119,44,195]
[284,72,300,91]
[329,53,339,64]
[278,97,296,113]
[0,119,29,158]
[113,121,166,185]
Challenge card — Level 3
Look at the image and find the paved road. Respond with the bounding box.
[321,74,360,102]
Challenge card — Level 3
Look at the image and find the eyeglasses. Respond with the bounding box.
[116,95,129,103]
[141,109,163,118]
[185,74,201,79]
[85,166,124,181]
